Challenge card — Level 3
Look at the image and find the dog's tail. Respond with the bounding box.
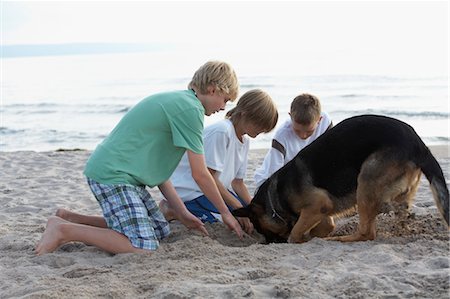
[418,147,449,226]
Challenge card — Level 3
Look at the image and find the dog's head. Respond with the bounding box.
[233,203,289,243]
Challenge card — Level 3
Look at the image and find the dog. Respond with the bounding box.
[233,114,449,243]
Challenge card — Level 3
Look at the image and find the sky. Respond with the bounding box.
[1,1,449,76]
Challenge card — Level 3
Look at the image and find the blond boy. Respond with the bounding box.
[36,61,244,255]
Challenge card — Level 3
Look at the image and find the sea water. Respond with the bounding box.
[1,52,448,151]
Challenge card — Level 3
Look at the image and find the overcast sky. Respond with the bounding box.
[1,1,448,76]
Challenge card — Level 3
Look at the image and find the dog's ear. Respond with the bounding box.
[232,206,250,217]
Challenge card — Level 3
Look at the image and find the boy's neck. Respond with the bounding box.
[231,119,244,142]
[192,87,208,110]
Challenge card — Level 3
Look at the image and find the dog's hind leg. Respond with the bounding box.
[392,167,421,227]
[288,189,333,243]
[335,192,380,242]
[328,179,382,242]
[328,152,386,242]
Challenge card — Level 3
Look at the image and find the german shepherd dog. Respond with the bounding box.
[233,115,449,243]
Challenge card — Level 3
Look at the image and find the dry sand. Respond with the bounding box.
[0,147,449,298]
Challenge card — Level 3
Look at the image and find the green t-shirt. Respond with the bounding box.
[84,90,204,187]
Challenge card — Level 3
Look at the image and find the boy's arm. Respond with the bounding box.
[231,178,252,205]
[186,150,244,239]
[209,168,244,209]
[158,180,208,236]
[231,179,254,235]
[209,171,254,234]
[230,178,254,234]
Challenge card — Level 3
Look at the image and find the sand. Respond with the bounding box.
[0,147,449,298]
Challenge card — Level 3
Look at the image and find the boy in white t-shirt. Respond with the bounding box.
[160,89,278,233]
[254,93,333,189]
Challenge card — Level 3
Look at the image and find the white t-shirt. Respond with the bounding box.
[254,112,332,188]
[171,119,250,202]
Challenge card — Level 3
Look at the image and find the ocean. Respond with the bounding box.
[1,52,449,152]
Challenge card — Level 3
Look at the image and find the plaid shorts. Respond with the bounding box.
[87,177,170,251]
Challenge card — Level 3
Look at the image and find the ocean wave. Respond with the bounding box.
[240,83,275,88]
[296,74,448,83]
[331,109,449,119]
[338,94,411,99]
[3,102,58,108]
[0,127,26,134]
[2,103,130,114]
[422,136,450,145]
[117,107,130,113]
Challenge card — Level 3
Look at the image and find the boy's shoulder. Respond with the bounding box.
[204,119,233,136]
[320,111,332,126]
[274,119,293,135]
[270,119,293,145]
[321,110,331,118]
[139,89,204,114]
[144,89,196,103]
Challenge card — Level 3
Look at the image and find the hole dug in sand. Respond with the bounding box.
[163,221,265,247]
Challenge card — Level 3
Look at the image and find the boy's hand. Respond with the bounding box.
[221,212,244,239]
[237,217,254,235]
[178,211,209,236]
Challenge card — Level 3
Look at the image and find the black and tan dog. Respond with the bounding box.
[234,115,449,243]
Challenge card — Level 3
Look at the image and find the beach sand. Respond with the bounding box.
[0,147,448,298]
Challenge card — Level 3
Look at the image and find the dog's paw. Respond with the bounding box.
[325,233,375,242]
[287,235,306,244]
[324,236,342,241]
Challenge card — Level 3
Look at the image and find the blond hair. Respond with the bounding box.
[290,93,321,124]
[226,89,278,133]
[188,61,239,101]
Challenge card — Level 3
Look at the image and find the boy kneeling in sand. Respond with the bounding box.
[254,93,333,189]
[160,89,278,233]
[36,61,245,255]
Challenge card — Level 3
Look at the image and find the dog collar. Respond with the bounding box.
[268,192,288,225]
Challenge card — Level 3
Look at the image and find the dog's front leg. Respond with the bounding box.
[288,190,334,243]
[288,214,324,243]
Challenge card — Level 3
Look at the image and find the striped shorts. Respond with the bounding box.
[87,178,170,251]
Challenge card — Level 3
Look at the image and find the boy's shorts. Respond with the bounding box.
[185,192,247,223]
[87,177,170,251]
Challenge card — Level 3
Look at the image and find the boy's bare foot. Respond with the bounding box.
[35,216,69,255]
[55,208,70,220]
[158,200,176,222]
